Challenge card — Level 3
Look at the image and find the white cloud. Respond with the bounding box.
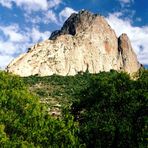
[0,0,62,26]
[0,24,51,69]
[0,24,27,42]
[0,0,12,8]
[48,0,62,9]
[30,28,51,43]
[24,14,41,24]
[59,7,77,23]
[106,12,148,64]
[0,0,62,12]
[119,0,134,5]
[0,24,29,56]
[118,0,134,8]
[0,0,48,11]
[119,0,132,3]
[0,55,13,69]
[43,10,58,24]
[0,41,18,55]
[24,9,58,25]
[14,0,49,12]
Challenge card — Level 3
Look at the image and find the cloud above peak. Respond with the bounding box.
[15,0,49,11]
[59,7,77,23]
[0,0,62,11]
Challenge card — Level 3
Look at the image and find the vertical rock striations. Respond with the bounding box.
[7,10,140,76]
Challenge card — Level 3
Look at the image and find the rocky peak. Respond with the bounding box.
[50,10,98,39]
[118,33,133,53]
[7,10,141,77]
[118,33,140,73]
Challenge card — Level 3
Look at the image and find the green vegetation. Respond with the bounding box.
[0,70,148,147]
[0,71,80,147]
[72,71,148,147]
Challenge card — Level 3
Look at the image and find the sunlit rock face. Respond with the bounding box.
[7,10,140,76]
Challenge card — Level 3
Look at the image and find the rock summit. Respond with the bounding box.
[7,10,140,76]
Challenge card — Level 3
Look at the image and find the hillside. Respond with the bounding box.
[1,70,147,147]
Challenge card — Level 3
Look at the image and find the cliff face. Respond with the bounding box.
[7,10,140,76]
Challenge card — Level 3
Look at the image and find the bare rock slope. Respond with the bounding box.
[7,10,140,76]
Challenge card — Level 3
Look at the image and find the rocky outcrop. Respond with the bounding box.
[118,33,140,73]
[6,10,140,77]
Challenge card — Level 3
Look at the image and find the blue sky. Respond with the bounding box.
[0,0,148,69]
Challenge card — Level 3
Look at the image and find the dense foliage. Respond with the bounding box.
[0,70,148,147]
[0,71,80,147]
[72,70,148,147]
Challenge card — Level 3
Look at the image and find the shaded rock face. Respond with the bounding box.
[7,10,140,77]
[50,10,97,39]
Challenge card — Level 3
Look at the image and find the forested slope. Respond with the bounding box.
[0,70,148,147]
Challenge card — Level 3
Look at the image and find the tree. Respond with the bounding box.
[72,70,148,147]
